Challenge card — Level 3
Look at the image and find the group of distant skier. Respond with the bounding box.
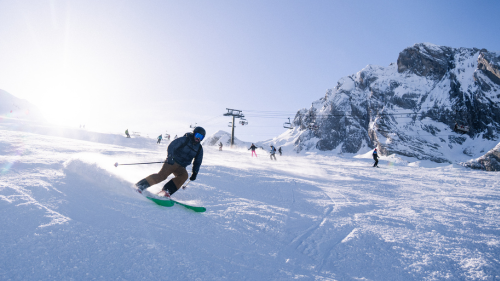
[247,143,281,160]
[157,134,172,144]
[125,129,174,144]
[216,141,283,160]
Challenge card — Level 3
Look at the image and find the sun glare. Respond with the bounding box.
[32,65,91,127]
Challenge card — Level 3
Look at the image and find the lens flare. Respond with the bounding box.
[1,161,15,175]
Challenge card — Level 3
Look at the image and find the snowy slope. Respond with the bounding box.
[0,116,159,150]
[1,118,500,280]
[0,89,46,122]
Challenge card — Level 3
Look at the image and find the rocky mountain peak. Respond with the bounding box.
[274,43,500,168]
[397,43,455,80]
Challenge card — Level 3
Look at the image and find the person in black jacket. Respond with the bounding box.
[135,127,205,197]
[373,148,379,168]
[249,143,258,157]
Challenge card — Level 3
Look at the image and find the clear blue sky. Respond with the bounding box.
[1,0,499,141]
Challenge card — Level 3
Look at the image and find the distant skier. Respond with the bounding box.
[125,129,130,138]
[157,134,162,144]
[248,143,258,157]
[270,145,277,161]
[174,135,178,140]
[278,147,282,156]
[219,142,223,151]
[135,127,206,197]
[373,148,379,168]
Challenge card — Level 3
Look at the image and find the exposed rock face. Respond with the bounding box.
[477,50,500,85]
[397,44,454,80]
[289,43,500,166]
[462,143,500,171]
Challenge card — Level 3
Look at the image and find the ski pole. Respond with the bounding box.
[114,161,164,167]
[182,180,191,190]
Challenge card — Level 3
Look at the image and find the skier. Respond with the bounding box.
[278,147,282,156]
[125,129,130,138]
[157,134,162,144]
[248,143,258,157]
[270,145,277,161]
[219,142,223,151]
[135,127,206,197]
[174,135,178,140]
[373,148,379,168]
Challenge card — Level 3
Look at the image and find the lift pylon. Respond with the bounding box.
[223,108,245,147]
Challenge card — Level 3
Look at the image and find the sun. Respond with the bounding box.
[31,64,92,127]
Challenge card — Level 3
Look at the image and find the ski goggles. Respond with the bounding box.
[194,132,205,141]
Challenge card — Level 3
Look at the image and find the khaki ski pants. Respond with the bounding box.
[145,161,188,189]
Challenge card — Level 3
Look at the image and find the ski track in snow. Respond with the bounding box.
[1,121,500,280]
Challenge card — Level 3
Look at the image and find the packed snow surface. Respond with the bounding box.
[1,118,499,280]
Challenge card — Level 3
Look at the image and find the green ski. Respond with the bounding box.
[171,199,206,213]
[146,196,205,212]
[146,196,175,207]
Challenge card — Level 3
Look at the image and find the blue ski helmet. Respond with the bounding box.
[193,126,206,137]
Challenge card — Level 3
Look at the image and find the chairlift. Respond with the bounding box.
[283,118,293,129]
[190,123,197,129]
[239,120,248,126]
[454,122,470,134]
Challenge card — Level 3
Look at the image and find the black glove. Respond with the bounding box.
[190,172,198,181]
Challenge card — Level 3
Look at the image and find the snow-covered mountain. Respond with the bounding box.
[0,89,45,122]
[204,129,254,149]
[282,43,500,166]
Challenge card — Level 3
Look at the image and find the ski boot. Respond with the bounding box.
[159,179,178,198]
[135,179,150,194]
[157,190,171,198]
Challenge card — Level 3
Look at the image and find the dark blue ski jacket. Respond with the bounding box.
[167,133,203,173]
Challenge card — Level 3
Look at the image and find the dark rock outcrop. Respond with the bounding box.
[462,143,500,171]
[397,43,454,80]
